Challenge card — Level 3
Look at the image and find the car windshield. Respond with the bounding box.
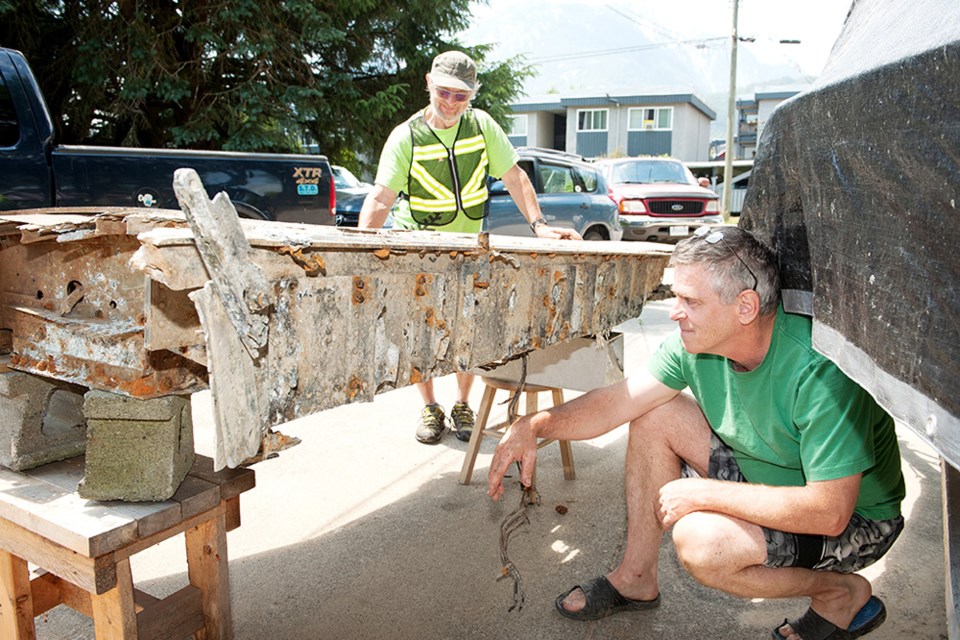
[333,166,364,189]
[609,160,693,185]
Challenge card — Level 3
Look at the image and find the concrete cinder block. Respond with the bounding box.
[0,371,88,471]
[77,391,195,502]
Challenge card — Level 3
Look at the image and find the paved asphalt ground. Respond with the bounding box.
[36,298,947,639]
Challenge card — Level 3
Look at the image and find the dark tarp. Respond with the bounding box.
[740,0,960,468]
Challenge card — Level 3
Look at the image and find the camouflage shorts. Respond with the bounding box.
[686,433,904,572]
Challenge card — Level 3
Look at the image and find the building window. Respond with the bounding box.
[628,107,673,131]
[507,114,528,136]
[577,109,608,132]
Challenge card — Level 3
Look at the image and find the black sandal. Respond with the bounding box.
[772,596,886,640]
[554,575,660,621]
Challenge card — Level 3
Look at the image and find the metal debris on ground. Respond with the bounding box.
[496,355,539,612]
[497,465,540,612]
[499,354,528,423]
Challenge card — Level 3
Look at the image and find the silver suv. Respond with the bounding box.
[485,148,622,240]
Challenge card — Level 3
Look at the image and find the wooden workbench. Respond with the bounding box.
[0,454,255,639]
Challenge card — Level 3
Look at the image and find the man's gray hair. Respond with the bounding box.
[670,226,780,315]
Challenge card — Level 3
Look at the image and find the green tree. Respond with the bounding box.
[0,0,531,171]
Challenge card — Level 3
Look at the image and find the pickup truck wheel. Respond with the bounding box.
[583,229,606,241]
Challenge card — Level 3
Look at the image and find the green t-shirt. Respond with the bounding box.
[648,305,905,521]
[374,108,519,234]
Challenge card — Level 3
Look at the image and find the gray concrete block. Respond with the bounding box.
[78,391,195,501]
[0,371,88,471]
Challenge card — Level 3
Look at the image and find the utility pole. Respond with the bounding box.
[723,0,739,222]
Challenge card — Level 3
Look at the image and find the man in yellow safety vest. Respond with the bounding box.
[359,50,580,445]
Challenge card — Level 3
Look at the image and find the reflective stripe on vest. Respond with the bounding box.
[407,112,489,226]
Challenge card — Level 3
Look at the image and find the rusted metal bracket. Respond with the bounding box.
[173,168,272,360]
[172,169,284,466]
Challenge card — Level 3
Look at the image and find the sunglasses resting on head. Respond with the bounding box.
[693,226,759,291]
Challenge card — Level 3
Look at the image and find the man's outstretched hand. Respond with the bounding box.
[535,225,582,241]
[487,418,539,501]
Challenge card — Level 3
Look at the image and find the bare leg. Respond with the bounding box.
[416,380,436,405]
[418,373,473,406]
[562,394,874,631]
[561,394,711,612]
[455,372,474,404]
[672,512,873,637]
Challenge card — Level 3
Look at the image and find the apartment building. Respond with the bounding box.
[734,89,802,158]
[504,91,716,162]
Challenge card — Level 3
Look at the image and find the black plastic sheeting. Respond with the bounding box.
[740,0,960,468]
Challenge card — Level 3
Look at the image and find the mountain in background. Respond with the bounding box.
[461,1,815,138]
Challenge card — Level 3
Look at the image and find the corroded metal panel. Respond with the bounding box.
[0,211,206,396]
[176,225,668,467]
[144,280,205,363]
[0,197,671,468]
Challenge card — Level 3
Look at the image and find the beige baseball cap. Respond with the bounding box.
[430,51,479,91]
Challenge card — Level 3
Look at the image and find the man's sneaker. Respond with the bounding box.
[416,404,446,444]
[451,402,475,442]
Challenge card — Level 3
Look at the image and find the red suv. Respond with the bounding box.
[594,157,722,242]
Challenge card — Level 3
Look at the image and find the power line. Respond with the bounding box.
[604,4,677,41]
[528,36,727,65]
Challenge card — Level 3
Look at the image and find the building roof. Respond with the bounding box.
[511,92,717,120]
[754,89,802,101]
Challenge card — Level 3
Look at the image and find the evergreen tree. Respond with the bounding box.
[0,0,531,172]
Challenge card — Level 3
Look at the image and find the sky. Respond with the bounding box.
[459,0,853,88]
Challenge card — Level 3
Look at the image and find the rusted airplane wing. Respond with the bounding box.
[0,172,671,468]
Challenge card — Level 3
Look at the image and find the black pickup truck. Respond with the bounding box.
[0,47,336,223]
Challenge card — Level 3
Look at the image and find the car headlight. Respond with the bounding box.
[620,199,647,214]
[705,199,719,213]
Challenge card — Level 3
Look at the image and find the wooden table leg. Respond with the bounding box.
[0,550,35,640]
[525,391,540,487]
[459,383,497,485]
[186,511,232,640]
[90,557,137,639]
[552,389,575,480]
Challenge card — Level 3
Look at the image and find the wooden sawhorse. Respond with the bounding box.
[0,454,254,639]
[459,377,575,485]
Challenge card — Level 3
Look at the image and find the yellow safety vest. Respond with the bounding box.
[406,111,489,227]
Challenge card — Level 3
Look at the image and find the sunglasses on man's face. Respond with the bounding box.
[433,87,472,103]
[693,226,759,292]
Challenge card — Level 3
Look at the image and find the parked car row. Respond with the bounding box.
[486,149,721,242]
[333,148,720,243]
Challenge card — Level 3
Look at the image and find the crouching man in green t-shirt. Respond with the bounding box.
[487,226,905,640]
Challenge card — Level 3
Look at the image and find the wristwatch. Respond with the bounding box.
[529,216,548,232]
